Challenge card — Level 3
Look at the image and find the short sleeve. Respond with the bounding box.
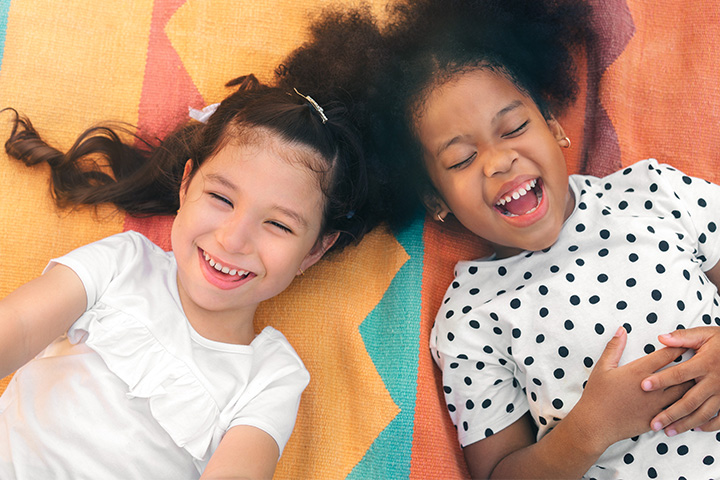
[228,329,310,455]
[649,160,720,271]
[44,231,156,311]
[431,301,528,447]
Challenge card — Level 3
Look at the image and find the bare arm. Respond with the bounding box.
[465,328,690,479]
[0,264,87,377]
[200,425,279,480]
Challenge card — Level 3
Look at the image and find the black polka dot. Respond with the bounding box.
[468,266,478,274]
[626,233,637,242]
[659,241,669,252]
[493,327,502,335]
[626,278,637,287]
[498,266,507,276]
[570,295,580,305]
[566,273,575,282]
[647,312,658,324]
[485,428,494,437]
[536,334,546,343]
[629,253,639,262]
[598,248,609,257]
[464,377,472,386]
[476,361,485,370]
[558,346,569,357]
[595,324,605,334]
[704,456,715,465]
[616,301,627,310]
[648,467,657,478]
[443,386,452,394]
[583,357,593,368]
[553,368,565,379]
[462,305,472,314]
[677,445,689,455]
[657,443,668,454]
[539,285,548,295]
[564,320,574,330]
[466,399,475,409]
[483,346,493,354]
[651,290,662,301]
[510,298,521,309]
[552,398,563,409]
[446,310,454,319]
[512,328,521,338]
[644,344,656,354]
[589,295,600,304]
[623,453,634,464]
[597,273,609,282]
[539,307,549,317]
[524,356,534,366]
[575,223,586,232]
[452,281,460,289]
[599,229,610,239]
[469,320,480,329]
[448,404,456,412]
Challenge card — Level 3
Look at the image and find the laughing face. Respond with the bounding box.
[170,131,333,343]
[415,68,575,259]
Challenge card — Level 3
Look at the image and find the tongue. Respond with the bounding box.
[505,190,538,216]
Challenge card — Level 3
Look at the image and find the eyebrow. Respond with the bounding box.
[435,100,524,157]
[204,173,310,229]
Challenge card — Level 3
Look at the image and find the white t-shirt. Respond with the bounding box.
[0,231,310,479]
[431,160,720,479]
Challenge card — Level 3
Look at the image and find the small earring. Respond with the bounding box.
[298,268,305,276]
[437,213,445,223]
[560,137,571,149]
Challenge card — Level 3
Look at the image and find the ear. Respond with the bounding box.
[546,116,568,147]
[298,231,340,274]
[422,188,452,222]
[178,159,194,207]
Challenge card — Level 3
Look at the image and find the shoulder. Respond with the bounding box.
[251,327,309,378]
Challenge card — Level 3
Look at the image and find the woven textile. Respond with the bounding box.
[2,0,720,477]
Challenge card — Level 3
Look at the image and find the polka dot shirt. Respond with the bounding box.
[430,160,720,479]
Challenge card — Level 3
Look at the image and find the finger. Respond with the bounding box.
[657,326,717,349]
[697,412,720,433]
[650,380,707,433]
[641,350,700,392]
[663,393,720,436]
[633,346,687,376]
[596,326,627,369]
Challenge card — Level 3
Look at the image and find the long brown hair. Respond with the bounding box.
[4,74,375,250]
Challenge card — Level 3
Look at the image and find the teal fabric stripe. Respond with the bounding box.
[349,211,425,479]
[0,0,9,70]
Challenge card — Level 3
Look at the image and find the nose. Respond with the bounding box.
[216,214,254,255]
[481,146,517,177]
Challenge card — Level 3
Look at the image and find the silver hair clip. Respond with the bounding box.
[293,88,328,124]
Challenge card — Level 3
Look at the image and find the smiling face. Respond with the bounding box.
[170,130,333,343]
[414,68,575,259]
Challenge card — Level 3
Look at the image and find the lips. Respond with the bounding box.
[495,178,543,217]
[199,249,255,290]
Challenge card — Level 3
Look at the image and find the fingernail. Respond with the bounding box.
[658,333,672,340]
[652,421,663,432]
[642,380,653,391]
[615,326,624,337]
[666,428,677,437]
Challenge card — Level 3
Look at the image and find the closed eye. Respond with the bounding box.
[267,220,293,234]
[502,120,529,138]
[210,193,233,207]
[449,152,477,170]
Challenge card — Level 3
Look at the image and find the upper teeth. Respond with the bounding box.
[497,179,537,206]
[203,251,248,277]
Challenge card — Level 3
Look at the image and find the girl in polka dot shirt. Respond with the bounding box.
[307,0,720,478]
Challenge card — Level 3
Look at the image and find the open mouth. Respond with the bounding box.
[495,178,543,217]
[202,250,252,281]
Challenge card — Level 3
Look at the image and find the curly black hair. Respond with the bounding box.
[278,0,594,230]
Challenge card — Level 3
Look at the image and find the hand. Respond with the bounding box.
[569,327,691,452]
[640,326,720,435]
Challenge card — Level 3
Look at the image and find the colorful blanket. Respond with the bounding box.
[1,0,719,477]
